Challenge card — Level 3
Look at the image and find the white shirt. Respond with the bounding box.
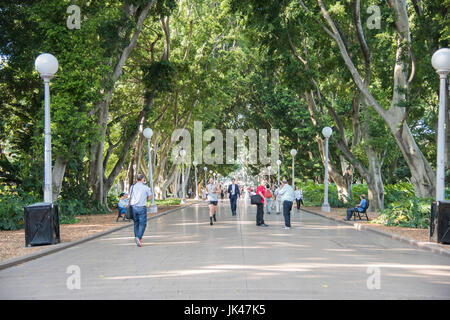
[279,184,295,202]
[207,183,218,201]
[295,190,303,199]
[129,182,152,207]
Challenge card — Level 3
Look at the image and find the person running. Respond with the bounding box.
[129,174,153,247]
[295,186,303,210]
[206,178,220,225]
[256,179,268,227]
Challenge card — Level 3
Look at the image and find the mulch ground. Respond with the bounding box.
[303,206,430,243]
[0,204,185,262]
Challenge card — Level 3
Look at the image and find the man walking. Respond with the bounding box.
[278,178,295,229]
[227,178,240,216]
[129,174,153,247]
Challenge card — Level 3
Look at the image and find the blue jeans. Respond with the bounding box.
[346,208,363,220]
[132,206,147,239]
[283,200,293,227]
[266,198,272,214]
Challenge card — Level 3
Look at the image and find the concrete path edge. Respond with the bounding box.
[301,208,450,258]
[0,202,200,271]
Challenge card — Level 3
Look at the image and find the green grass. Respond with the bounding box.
[154,198,182,206]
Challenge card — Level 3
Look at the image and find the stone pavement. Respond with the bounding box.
[0,200,449,299]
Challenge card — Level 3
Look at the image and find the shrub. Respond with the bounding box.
[0,187,40,230]
[384,182,415,204]
[371,197,432,228]
[0,186,109,230]
[299,182,346,207]
[155,198,181,206]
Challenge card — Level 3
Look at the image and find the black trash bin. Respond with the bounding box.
[24,202,61,247]
[430,200,450,244]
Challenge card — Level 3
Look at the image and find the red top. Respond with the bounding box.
[256,185,266,203]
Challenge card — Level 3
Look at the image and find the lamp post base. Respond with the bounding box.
[148,204,158,213]
[321,203,330,212]
[194,196,199,200]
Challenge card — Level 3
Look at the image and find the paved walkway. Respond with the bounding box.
[0,200,449,299]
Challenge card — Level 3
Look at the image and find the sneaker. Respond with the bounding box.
[282,226,291,230]
[135,237,142,247]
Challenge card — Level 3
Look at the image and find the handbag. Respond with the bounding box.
[125,185,134,220]
[250,194,262,205]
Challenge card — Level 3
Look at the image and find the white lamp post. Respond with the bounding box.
[290,149,297,187]
[35,53,58,203]
[322,126,333,212]
[267,165,271,185]
[180,149,187,204]
[276,160,281,186]
[203,166,207,199]
[193,160,199,200]
[431,48,450,202]
[143,128,157,213]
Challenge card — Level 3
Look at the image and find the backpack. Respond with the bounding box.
[266,190,272,198]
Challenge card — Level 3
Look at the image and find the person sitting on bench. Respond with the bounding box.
[118,192,129,217]
[344,194,368,221]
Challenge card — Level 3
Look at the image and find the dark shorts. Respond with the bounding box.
[209,201,218,206]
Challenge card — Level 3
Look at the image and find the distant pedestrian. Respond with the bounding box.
[295,186,303,210]
[129,174,153,247]
[256,180,268,227]
[278,178,295,229]
[274,185,281,214]
[228,178,240,216]
[265,184,273,215]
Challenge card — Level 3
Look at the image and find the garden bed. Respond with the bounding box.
[0,203,187,262]
[303,206,430,243]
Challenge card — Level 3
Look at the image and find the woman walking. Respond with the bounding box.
[295,186,303,210]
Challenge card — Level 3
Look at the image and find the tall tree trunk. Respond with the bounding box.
[52,156,67,202]
[88,1,156,205]
[308,0,436,198]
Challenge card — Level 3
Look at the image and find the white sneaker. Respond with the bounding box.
[282,226,291,230]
